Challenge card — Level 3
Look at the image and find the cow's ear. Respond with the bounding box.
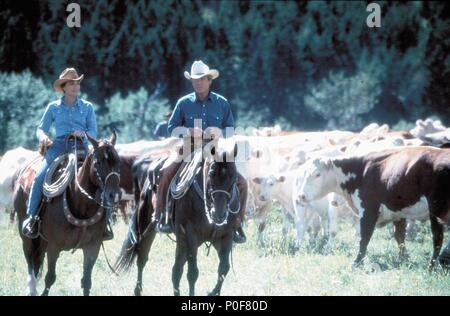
[277,175,286,182]
[323,158,333,170]
[252,177,261,184]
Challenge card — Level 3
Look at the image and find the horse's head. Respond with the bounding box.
[206,143,238,225]
[86,131,121,208]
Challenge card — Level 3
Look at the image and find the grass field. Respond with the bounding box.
[1,207,449,296]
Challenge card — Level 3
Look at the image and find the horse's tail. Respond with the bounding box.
[114,180,153,272]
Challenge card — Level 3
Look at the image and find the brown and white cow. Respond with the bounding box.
[297,146,450,267]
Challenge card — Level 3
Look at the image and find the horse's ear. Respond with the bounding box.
[233,142,238,158]
[110,129,117,146]
[86,133,99,149]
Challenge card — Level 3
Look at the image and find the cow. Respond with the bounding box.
[297,146,450,268]
[0,147,40,218]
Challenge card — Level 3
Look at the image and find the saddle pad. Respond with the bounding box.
[19,158,44,194]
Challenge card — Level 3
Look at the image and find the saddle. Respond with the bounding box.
[167,149,240,222]
[19,153,78,198]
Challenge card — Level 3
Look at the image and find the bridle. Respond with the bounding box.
[74,139,120,208]
[204,160,240,226]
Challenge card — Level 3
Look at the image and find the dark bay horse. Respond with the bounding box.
[13,132,121,296]
[116,143,240,296]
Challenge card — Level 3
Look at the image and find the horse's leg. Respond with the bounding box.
[22,237,45,296]
[81,243,101,296]
[209,238,233,296]
[185,230,199,296]
[135,227,157,296]
[172,242,188,296]
[9,206,16,224]
[42,246,60,296]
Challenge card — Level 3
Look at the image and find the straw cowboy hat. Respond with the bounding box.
[184,60,219,80]
[53,68,84,93]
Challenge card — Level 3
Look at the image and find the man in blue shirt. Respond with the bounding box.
[21,68,112,240]
[155,60,247,243]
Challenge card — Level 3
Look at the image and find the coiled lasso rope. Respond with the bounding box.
[42,153,76,198]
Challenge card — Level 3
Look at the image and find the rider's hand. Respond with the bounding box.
[72,130,85,138]
[189,127,203,138]
[204,127,222,140]
[40,136,53,147]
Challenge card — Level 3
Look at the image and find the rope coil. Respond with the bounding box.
[42,153,76,198]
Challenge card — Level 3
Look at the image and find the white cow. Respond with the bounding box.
[0,147,40,214]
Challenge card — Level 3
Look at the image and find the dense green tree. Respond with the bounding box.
[0,0,449,152]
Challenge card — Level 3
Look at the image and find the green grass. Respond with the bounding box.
[1,207,450,296]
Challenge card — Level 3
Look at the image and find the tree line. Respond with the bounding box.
[0,0,449,152]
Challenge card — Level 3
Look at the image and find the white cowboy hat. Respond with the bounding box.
[53,68,84,93]
[184,60,219,80]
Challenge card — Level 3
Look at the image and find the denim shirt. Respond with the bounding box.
[36,97,98,142]
[167,92,235,137]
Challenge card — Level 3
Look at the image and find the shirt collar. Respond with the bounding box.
[61,96,80,108]
[194,92,212,103]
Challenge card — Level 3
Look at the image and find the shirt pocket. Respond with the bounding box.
[211,113,223,127]
[185,115,196,127]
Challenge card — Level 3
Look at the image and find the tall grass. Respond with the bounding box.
[0,207,449,296]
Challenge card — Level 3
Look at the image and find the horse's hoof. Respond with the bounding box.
[134,288,142,296]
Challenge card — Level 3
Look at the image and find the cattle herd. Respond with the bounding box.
[2,117,450,269]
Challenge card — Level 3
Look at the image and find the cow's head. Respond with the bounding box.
[252,174,286,202]
[297,158,335,203]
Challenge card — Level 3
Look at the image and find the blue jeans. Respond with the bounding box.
[26,137,88,217]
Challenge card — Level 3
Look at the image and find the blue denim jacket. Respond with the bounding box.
[36,97,98,142]
[167,92,235,137]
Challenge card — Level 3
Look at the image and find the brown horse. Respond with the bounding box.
[13,132,121,296]
[115,143,241,296]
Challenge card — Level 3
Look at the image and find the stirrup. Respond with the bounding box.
[233,226,247,244]
[102,224,114,241]
[156,221,174,234]
[22,216,40,239]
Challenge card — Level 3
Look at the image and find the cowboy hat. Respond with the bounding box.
[53,68,84,93]
[184,60,219,80]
